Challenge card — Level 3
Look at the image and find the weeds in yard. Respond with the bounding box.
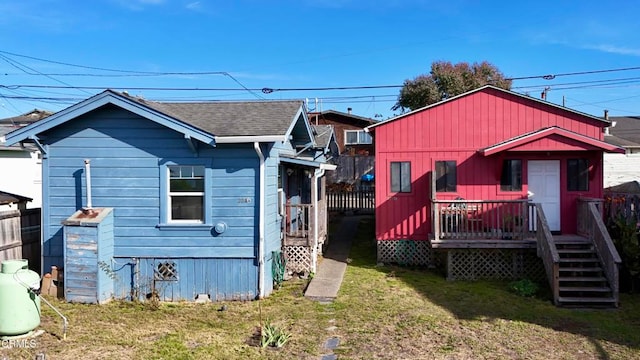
[508,279,539,297]
[260,320,292,348]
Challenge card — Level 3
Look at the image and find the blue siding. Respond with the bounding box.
[112,257,258,301]
[40,106,262,299]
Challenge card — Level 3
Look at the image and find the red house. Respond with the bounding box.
[367,86,624,306]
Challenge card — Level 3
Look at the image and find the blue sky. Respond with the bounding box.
[1,0,640,120]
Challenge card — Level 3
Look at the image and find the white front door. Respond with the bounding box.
[528,160,561,232]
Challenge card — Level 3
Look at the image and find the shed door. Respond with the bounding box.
[528,160,561,232]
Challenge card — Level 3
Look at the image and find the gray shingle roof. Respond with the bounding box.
[312,125,333,148]
[0,109,52,125]
[608,116,640,145]
[131,97,304,137]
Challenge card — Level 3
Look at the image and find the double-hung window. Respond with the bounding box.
[168,165,205,222]
[345,130,372,145]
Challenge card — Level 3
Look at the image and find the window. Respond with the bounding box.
[435,161,457,192]
[390,161,411,193]
[168,165,205,222]
[567,159,589,191]
[500,159,522,191]
[345,130,372,145]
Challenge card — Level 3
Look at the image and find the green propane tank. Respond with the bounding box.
[0,259,41,336]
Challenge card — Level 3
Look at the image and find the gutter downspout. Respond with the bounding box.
[312,168,326,273]
[254,142,266,298]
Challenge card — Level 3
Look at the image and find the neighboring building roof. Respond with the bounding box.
[606,116,640,147]
[308,110,377,127]
[311,125,334,149]
[366,85,611,131]
[0,190,32,206]
[0,109,52,151]
[2,90,315,147]
[605,180,640,194]
[603,134,640,148]
[0,109,52,126]
[480,126,625,156]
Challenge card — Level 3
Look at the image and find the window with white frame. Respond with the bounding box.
[168,165,205,222]
[344,130,372,145]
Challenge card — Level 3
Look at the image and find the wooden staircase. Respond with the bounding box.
[555,236,617,307]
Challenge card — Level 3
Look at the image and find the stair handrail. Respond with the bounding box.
[580,200,621,307]
[534,204,560,305]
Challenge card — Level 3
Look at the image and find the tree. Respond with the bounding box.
[392,61,512,112]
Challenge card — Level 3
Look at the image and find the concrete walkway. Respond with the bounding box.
[304,215,363,302]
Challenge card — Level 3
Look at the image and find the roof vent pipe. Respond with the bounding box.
[604,109,609,120]
[83,159,93,214]
[347,107,352,114]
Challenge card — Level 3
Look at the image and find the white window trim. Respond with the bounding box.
[167,165,205,224]
[344,129,372,145]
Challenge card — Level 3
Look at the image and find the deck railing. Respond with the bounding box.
[285,204,312,243]
[433,199,535,241]
[577,198,621,306]
[534,203,560,305]
[327,190,374,213]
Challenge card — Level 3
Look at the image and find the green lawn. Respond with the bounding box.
[3,216,640,359]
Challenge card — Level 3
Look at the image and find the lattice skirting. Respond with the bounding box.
[377,240,432,266]
[283,245,312,273]
[445,249,546,281]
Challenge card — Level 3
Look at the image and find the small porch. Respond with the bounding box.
[279,159,333,275]
[431,197,621,307]
[431,199,537,248]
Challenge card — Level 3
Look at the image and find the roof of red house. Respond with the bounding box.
[366,85,610,131]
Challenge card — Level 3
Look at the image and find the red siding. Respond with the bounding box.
[374,88,607,241]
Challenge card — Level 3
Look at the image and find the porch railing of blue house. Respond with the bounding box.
[432,199,536,241]
[284,204,312,244]
[577,197,621,306]
[534,203,560,305]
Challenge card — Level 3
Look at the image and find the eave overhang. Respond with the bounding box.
[479,126,626,156]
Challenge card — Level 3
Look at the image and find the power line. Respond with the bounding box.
[0,53,92,95]
[507,65,640,81]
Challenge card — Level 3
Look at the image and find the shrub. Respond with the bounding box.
[508,279,539,297]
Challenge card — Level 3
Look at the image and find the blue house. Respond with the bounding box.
[1,90,336,302]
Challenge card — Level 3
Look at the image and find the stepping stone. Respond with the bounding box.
[323,337,340,350]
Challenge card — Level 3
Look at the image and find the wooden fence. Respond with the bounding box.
[0,208,41,273]
[327,190,375,213]
[326,155,374,184]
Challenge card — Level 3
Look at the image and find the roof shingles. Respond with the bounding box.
[135,98,304,137]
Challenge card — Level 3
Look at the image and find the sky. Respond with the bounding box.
[1,0,640,121]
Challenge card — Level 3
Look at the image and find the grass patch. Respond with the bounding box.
[3,215,640,359]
